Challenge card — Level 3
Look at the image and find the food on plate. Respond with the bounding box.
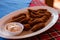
[24,24,31,31]
[5,24,21,32]
[28,9,43,18]
[12,16,25,22]
[30,23,45,32]
[45,12,51,17]
[4,22,24,36]
[5,22,23,32]
[37,9,47,13]
[8,9,51,32]
[12,13,26,19]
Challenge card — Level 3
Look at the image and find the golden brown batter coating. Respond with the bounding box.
[11,15,25,22]
[28,18,42,26]
[31,23,45,32]
[45,12,51,17]
[28,15,48,25]
[24,24,31,31]
[12,13,26,19]
[39,15,49,22]
[37,9,47,13]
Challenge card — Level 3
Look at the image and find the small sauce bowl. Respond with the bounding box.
[4,22,24,36]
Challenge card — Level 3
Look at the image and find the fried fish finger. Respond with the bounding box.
[31,23,45,32]
[12,13,26,19]
[24,24,31,31]
[45,12,51,17]
[11,15,26,22]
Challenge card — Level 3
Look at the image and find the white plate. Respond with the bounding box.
[0,6,59,39]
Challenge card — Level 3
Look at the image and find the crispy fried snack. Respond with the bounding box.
[45,12,51,17]
[12,13,26,19]
[37,9,47,13]
[30,23,45,31]
[11,15,25,22]
[28,9,43,18]
[9,9,51,32]
[10,13,26,22]
[28,18,41,26]
[19,18,29,24]
[28,15,48,26]
[25,13,30,20]
[39,15,49,22]
[24,24,31,31]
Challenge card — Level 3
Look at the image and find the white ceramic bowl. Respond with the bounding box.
[0,6,59,39]
[4,22,24,36]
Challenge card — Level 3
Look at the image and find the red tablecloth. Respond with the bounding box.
[13,0,60,40]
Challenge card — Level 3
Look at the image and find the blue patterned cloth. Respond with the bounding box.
[0,0,31,18]
[0,0,31,40]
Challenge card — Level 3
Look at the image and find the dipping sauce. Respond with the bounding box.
[4,22,24,36]
[5,23,21,32]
